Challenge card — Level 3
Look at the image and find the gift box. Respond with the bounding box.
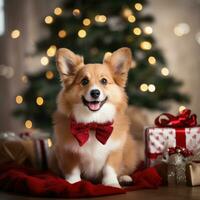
[186,161,200,186]
[0,131,52,170]
[145,109,200,167]
[0,132,30,166]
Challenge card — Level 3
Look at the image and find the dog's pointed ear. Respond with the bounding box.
[103,47,133,87]
[56,48,84,81]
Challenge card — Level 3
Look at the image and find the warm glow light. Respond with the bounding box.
[21,75,28,83]
[25,120,32,129]
[133,27,142,35]
[58,30,67,38]
[78,29,87,38]
[161,67,169,76]
[16,95,23,104]
[47,45,57,57]
[40,56,49,66]
[128,15,136,23]
[44,16,53,24]
[48,138,53,147]
[54,7,62,16]
[94,15,99,22]
[36,97,44,106]
[148,84,156,92]
[140,83,148,92]
[11,29,20,39]
[135,3,143,11]
[174,23,190,37]
[73,8,80,16]
[123,8,132,18]
[140,41,152,50]
[95,15,107,23]
[179,106,186,112]
[148,56,156,65]
[83,18,91,26]
[144,26,153,34]
[45,70,54,79]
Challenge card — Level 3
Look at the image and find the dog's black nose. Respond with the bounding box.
[90,89,100,99]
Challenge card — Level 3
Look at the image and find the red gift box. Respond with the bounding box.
[145,109,200,166]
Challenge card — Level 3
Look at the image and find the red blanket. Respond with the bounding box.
[0,164,162,198]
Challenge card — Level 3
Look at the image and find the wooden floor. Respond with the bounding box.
[0,185,200,200]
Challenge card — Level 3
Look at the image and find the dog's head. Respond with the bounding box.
[56,47,133,123]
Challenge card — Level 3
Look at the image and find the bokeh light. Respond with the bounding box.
[11,29,20,39]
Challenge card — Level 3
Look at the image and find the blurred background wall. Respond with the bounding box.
[0,0,199,132]
[147,0,200,122]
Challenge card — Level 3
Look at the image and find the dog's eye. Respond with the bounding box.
[81,78,89,86]
[100,78,107,85]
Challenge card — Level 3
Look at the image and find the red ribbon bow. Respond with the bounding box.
[70,118,114,146]
[168,147,193,157]
[155,109,197,128]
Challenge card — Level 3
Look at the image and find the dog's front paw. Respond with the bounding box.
[65,174,81,184]
[102,176,121,188]
[119,175,133,186]
[102,165,121,188]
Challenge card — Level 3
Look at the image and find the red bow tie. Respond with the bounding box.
[70,118,114,146]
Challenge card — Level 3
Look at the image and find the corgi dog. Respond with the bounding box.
[53,47,144,188]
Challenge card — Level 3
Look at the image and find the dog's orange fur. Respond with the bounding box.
[52,47,144,187]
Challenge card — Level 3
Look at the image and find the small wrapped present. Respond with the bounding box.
[149,146,193,185]
[156,147,200,185]
[145,109,200,167]
[166,147,193,184]
[186,161,200,186]
[0,132,30,166]
[0,131,52,170]
[185,149,200,186]
[19,132,52,170]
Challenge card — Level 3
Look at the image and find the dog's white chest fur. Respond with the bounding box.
[65,131,121,179]
[65,102,121,179]
[80,132,121,179]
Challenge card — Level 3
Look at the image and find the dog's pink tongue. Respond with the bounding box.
[88,103,101,111]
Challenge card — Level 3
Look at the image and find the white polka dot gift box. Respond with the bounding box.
[145,109,200,167]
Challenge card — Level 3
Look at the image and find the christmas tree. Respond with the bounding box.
[14,0,189,131]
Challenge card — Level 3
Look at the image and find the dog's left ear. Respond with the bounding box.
[103,47,133,87]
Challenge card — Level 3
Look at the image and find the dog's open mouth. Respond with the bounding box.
[82,96,108,112]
